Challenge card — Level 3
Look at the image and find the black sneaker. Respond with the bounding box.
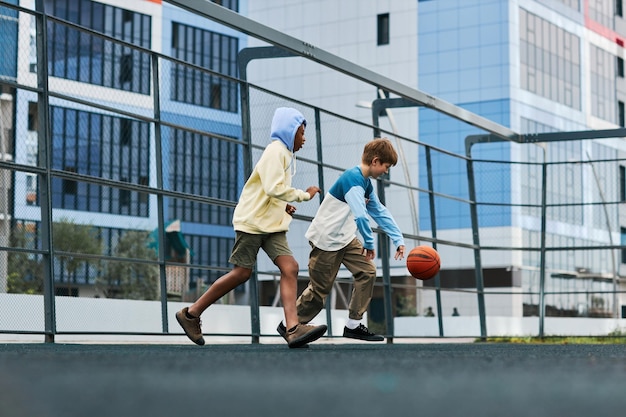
[343,324,384,341]
[276,322,287,339]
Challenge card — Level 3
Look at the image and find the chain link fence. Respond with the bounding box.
[0,1,625,342]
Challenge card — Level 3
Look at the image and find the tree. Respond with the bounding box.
[96,230,159,300]
[52,218,103,293]
[7,223,43,294]
[8,218,102,295]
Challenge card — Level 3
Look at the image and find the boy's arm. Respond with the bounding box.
[365,192,405,249]
[256,151,311,202]
[344,186,376,250]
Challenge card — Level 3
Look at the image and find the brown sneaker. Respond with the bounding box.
[276,322,311,348]
[175,307,205,346]
[285,323,327,348]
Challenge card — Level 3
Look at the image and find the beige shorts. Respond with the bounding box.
[229,231,293,268]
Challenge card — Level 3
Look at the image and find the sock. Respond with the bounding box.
[346,319,360,330]
[185,310,197,319]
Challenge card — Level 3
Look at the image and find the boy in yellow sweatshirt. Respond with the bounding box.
[176,107,327,348]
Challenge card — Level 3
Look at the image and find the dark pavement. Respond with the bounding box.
[1,342,625,417]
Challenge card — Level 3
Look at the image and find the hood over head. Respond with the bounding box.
[270,107,306,152]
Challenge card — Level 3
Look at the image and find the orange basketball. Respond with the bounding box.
[406,246,440,280]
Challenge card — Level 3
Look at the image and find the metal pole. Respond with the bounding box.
[372,91,420,237]
[585,150,619,318]
[364,97,428,336]
[370,104,394,343]
[151,52,169,332]
[311,108,332,335]
[538,146,548,337]
[425,147,443,336]
[465,138,487,340]
[35,0,56,343]
[237,46,297,343]
[238,49,258,343]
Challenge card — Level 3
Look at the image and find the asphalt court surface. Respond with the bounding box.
[1,341,625,417]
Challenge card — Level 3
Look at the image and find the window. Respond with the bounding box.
[26,175,37,205]
[119,178,130,208]
[171,22,239,112]
[210,83,222,109]
[556,0,580,11]
[589,0,614,28]
[28,102,38,131]
[63,166,77,195]
[50,106,150,216]
[120,118,132,146]
[119,53,133,84]
[168,129,238,226]
[620,166,626,202]
[619,101,625,126]
[617,0,624,17]
[621,227,626,264]
[618,57,624,77]
[590,45,616,122]
[185,234,235,285]
[42,0,152,94]
[377,13,390,45]
[211,0,238,12]
[519,9,581,109]
[139,176,149,204]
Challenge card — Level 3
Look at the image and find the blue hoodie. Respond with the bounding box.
[270,107,306,151]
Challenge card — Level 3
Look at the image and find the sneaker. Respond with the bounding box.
[343,324,384,341]
[276,322,287,339]
[175,307,205,346]
[277,322,311,348]
[285,323,327,348]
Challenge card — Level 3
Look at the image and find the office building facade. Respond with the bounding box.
[247,0,626,317]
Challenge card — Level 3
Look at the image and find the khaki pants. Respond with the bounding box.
[297,238,377,322]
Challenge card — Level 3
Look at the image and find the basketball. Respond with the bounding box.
[406,245,440,280]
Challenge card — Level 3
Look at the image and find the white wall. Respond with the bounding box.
[395,316,626,337]
[1,294,623,343]
[0,293,357,341]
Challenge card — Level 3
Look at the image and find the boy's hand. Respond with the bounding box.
[394,245,405,260]
[361,247,375,260]
[305,186,321,199]
[286,204,296,216]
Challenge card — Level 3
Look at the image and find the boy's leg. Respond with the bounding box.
[176,231,258,345]
[188,230,262,317]
[273,254,300,330]
[176,266,251,345]
[268,233,326,348]
[187,266,252,317]
[341,239,377,320]
[296,245,343,324]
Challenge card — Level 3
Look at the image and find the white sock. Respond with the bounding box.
[346,319,361,330]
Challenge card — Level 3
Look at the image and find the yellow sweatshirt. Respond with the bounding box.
[232,140,311,234]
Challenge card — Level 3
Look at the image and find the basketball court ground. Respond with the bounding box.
[1,338,625,417]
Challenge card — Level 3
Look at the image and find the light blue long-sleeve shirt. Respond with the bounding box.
[305,166,404,251]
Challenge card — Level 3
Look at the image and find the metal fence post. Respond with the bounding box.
[465,136,488,340]
[34,0,56,343]
[151,52,169,333]
[238,46,298,343]
[539,149,547,338]
[425,146,444,336]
